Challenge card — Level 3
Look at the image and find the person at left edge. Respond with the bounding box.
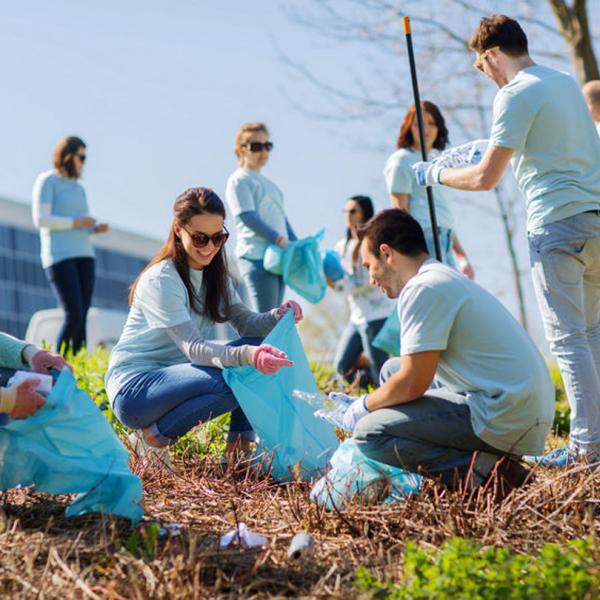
[105,187,302,459]
[32,136,109,355]
[226,122,298,312]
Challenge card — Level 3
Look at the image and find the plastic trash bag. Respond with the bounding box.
[223,311,338,481]
[322,249,345,282]
[263,230,327,304]
[372,309,401,356]
[0,369,143,523]
[310,438,422,510]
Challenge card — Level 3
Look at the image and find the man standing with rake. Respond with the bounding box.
[413,15,600,467]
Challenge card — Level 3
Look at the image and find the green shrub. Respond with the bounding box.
[355,537,599,599]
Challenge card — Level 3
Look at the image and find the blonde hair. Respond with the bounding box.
[234,122,269,159]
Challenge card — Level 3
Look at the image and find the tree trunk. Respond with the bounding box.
[548,0,599,83]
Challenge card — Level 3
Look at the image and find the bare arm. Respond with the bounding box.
[390,192,410,211]
[439,146,514,191]
[452,233,475,279]
[365,351,439,410]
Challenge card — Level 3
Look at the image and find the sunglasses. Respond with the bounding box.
[183,226,230,249]
[473,46,500,72]
[76,154,86,162]
[244,141,274,153]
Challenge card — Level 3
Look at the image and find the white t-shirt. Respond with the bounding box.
[334,238,395,325]
[398,259,554,456]
[226,167,288,260]
[105,259,241,401]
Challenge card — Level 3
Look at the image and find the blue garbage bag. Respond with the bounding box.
[322,249,345,282]
[0,369,143,523]
[223,311,338,481]
[310,438,422,510]
[263,231,327,304]
[372,309,401,356]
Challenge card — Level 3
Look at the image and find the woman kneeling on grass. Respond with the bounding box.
[105,187,302,460]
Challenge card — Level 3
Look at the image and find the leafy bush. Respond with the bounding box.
[355,537,600,599]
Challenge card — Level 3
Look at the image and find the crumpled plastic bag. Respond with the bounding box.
[263,230,327,304]
[219,523,267,549]
[223,311,338,481]
[310,438,422,511]
[372,309,401,356]
[0,369,143,523]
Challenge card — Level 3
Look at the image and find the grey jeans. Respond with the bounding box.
[353,358,503,488]
[528,211,600,457]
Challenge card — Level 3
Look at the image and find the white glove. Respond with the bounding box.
[412,161,444,187]
[339,393,370,432]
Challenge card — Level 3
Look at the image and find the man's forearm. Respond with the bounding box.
[439,164,491,191]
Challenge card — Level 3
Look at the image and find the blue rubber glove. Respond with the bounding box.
[412,161,444,187]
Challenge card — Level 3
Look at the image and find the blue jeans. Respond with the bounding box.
[423,227,456,267]
[45,257,95,354]
[528,211,600,457]
[112,338,260,445]
[238,257,285,312]
[354,358,503,487]
[334,319,388,386]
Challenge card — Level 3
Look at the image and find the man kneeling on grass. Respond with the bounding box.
[331,209,554,499]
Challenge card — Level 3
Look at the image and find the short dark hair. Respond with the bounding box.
[468,15,528,57]
[357,209,428,257]
[53,136,86,179]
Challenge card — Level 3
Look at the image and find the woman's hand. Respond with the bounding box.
[29,349,72,374]
[275,235,288,249]
[457,255,475,279]
[275,300,303,323]
[74,217,97,229]
[10,379,46,419]
[250,344,294,375]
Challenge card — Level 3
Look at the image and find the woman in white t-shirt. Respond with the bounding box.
[331,195,395,387]
[226,122,297,312]
[105,187,302,460]
[383,101,474,277]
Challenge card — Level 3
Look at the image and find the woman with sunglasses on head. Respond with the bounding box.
[226,122,297,312]
[330,195,395,387]
[105,187,302,460]
[32,136,109,355]
[383,102,474,277]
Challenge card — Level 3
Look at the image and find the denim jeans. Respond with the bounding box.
[334,318,388,386]
[112,338,260,445]
[45,257,95,354]
[528,211,600,457]
[354,358,503,487]
[237,257,285,312]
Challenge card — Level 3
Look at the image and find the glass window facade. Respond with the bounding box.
[0,224,147,338]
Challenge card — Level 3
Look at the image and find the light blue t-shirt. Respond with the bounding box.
[383,147,454,232]
[491,65,600,233]
[226,167,288,260]
[398,259,554,456]
[105,259,238,402]
[32,170,95,268]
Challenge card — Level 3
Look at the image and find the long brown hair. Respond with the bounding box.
[129,187,231,322]
[53,136,86,179]
[396,101,449,151]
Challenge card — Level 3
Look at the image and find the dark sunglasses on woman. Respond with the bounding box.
[184,227,230,248]
[244,141,274,153]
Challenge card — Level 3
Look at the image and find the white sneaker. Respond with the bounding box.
[127,431,171,467]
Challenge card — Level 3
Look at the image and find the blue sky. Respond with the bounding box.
[2,0,598,350]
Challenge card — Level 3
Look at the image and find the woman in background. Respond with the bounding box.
[32,136,108,354]
[331,195,394,387]
[383,101,474,277]
[226,122,297,312]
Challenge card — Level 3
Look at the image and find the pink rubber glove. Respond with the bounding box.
[30,350,72,374]
[275,300,303,323]
[252,344,294,375]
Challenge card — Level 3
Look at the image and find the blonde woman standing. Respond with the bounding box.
[226,123,297,312]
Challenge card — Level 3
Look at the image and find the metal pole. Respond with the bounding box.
[403,15,442,261]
